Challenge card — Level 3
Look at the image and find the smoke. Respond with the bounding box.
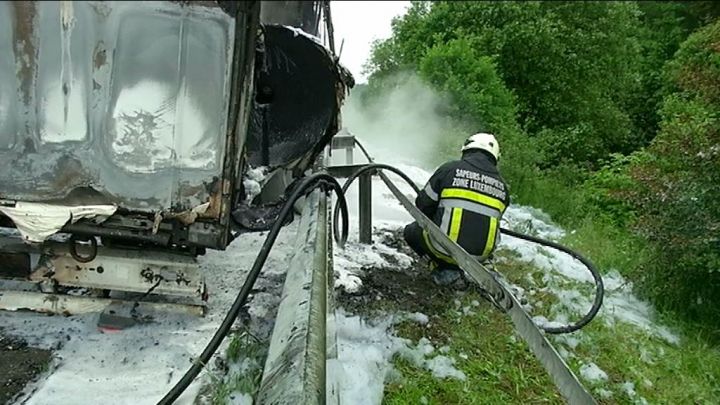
[339,73,465,170]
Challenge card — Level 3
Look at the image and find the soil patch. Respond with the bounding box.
[337,229,480,319]
[0,332,52,404]
[339,230,439,312]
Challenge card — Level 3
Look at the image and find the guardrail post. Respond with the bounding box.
[345,146,353,165]
[359,171,372,244]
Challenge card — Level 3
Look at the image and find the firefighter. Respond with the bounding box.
[403,133,510,286]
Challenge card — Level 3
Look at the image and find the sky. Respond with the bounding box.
[331,1,411,84]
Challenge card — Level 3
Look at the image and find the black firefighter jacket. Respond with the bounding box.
[415,151,510,262]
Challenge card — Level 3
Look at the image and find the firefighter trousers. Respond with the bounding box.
[403,222,460,271]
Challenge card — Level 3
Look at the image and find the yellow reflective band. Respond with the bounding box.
[483,217,498,257]
[449,208,463,242]
[422,230,456,264]
[440,188,506,212]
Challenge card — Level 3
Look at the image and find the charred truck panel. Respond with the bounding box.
[0,1,350,252]
[236,1,352,231]
[0,0,351,306]
[0,1,244,251]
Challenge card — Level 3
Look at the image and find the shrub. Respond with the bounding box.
[628,20,720,323]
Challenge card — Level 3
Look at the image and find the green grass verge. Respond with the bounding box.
[207,331,266,405]
[383,292,563,405]
[565,320,720,404]
[556,215,650,278]
[497,162,720,402]
[496,253,720,405]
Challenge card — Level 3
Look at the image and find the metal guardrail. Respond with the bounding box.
[331,135,357,165]
[326,162,374,244]
[257,189,334,405]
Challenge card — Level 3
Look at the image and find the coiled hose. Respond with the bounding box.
[158,173,348,404]
[334,142,604,335]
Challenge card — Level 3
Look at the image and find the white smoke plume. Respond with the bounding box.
[339,73,467,169]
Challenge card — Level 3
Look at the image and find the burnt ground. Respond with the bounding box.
[337,229,454,315]
[336,228,486,342]
[0,333,52,404]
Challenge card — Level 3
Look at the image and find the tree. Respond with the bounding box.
[367,1,646,166]
[418,39,517,134]
[417,38,541,186]
[628,20,720,322]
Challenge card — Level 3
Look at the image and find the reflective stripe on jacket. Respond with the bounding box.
[415,151,510,261]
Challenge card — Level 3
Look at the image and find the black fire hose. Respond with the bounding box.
[158,173,348,405]
[498,227,604,334]
[332,163,421,242]
[332,160,604,335]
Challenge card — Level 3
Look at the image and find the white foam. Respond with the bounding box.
[425,355,466,381]
[227,392,253,405]
[328,311,407,405]
[621,381,637,397]
[500,205,681,345]
[406,312,430,325]
[333,234,413,293]
[579,362,609,384]
[243,166,267,203]
[595,388,613,399]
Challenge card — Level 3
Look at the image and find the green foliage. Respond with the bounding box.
[685,1,720,26]
[628,20,720,323]
[583,153,640,227]
[493,1,642,163]
[368,1,646,165]
[665,20,720,103]
[418,39,517,134]
[629,2,696,145]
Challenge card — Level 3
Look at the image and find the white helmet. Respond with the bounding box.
[461,132,500,161]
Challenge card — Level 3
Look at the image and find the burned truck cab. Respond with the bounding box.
[0,1,351,311]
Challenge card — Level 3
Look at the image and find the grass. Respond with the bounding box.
[383,292,563,405]
[567,321,720,404]
[207,330,267,405]
[497,165,720,402]
[497,253,720,405]
[556,215,650,281]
